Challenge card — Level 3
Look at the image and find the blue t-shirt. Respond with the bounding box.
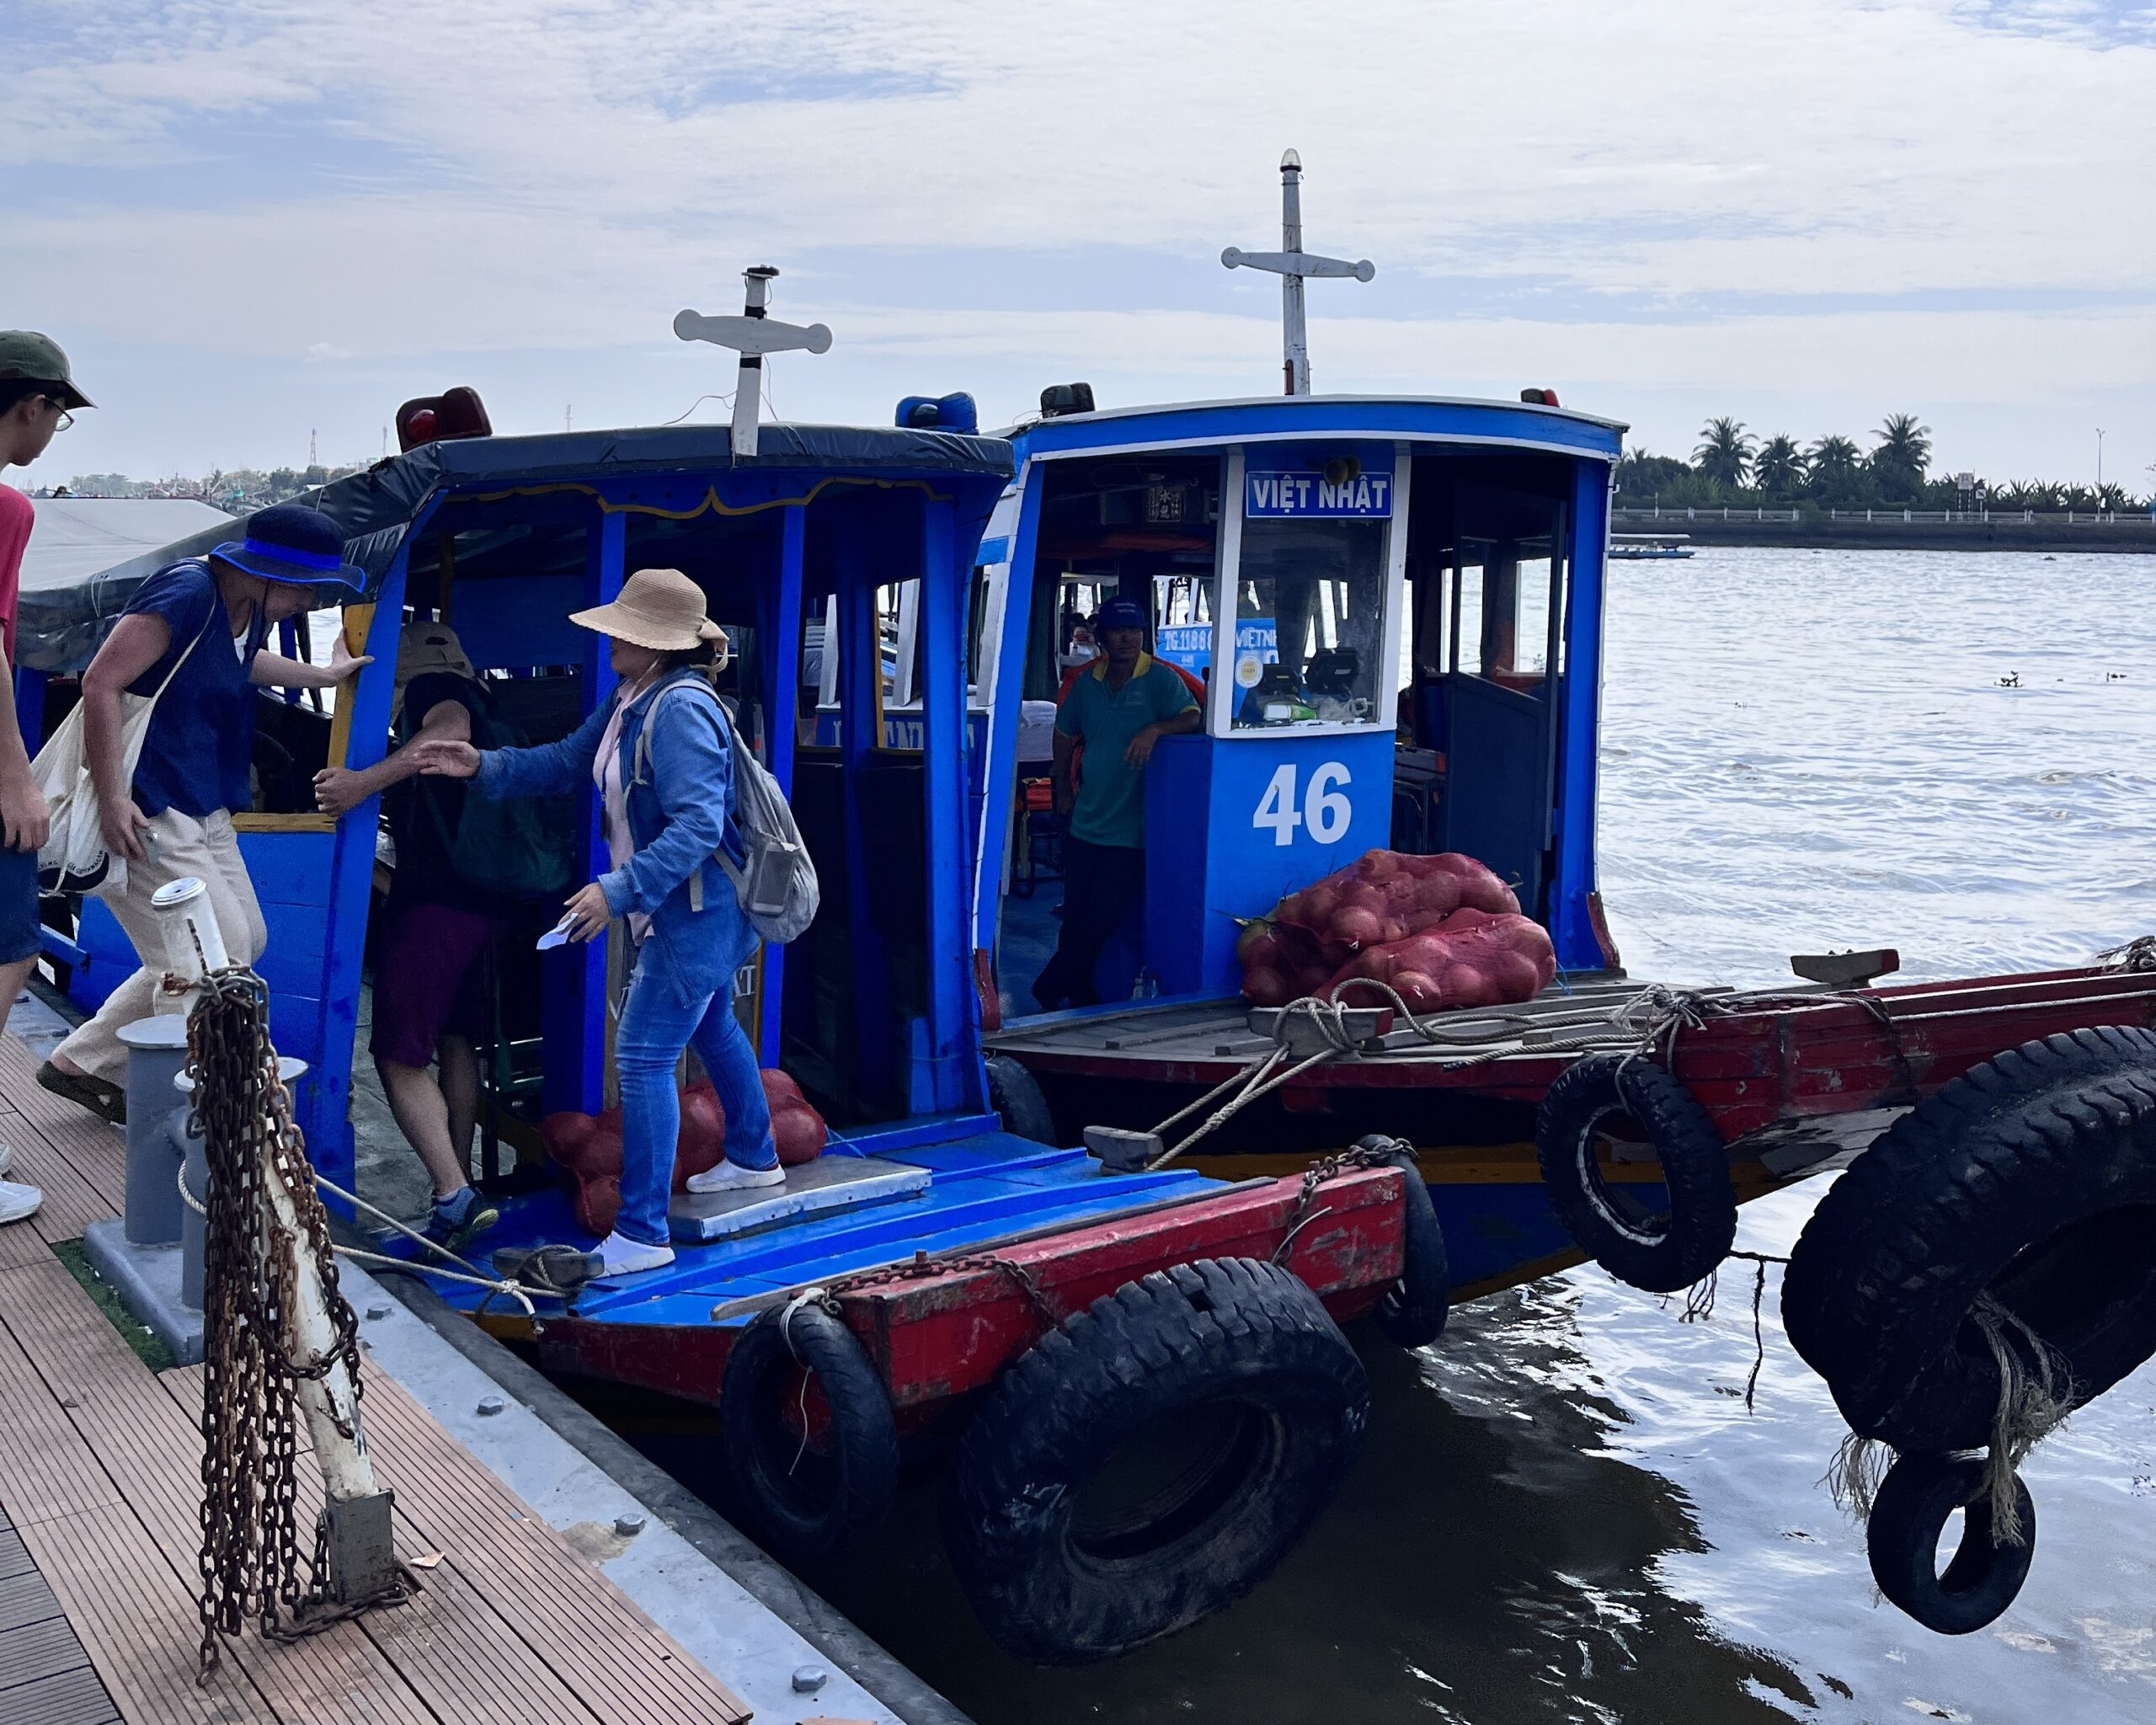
[123,561,261,819]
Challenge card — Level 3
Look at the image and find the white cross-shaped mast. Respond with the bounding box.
[674,265,833,457]
[1221,149,1374,396]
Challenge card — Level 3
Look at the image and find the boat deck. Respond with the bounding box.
[0,1027,753,1725]
[985,971,1668,1086]
[420,1116,1224,1330]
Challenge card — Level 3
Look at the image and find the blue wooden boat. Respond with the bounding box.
[13,394,1428,1664]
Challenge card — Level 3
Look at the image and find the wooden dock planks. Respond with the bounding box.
[355,1379,750,1725]
[0,1021,750,1725]
[0,1164,750,1724]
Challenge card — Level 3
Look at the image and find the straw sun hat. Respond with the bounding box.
[568,567,726,653]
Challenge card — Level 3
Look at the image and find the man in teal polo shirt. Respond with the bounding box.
[1033,596,1200,1010]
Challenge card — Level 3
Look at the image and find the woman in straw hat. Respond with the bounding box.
[410,567,779,1280]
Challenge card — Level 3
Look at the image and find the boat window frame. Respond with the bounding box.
[1204,441,1412,742]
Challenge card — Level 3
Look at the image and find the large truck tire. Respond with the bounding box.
[1783,1027,2156,1451]
[943,1256,1368,1663]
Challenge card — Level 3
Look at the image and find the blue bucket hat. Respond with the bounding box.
[1096,595,1146,633]
[211,502,364,591]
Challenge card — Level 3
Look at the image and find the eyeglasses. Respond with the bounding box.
[40,398,74,432]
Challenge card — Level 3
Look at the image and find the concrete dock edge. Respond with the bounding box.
[365,1263,974,1725]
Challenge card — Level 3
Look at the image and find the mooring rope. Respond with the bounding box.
[1823,1292,2075,1547]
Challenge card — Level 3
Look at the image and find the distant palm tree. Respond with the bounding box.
[1870,412,1932,499]
[1693,417,1754,488]
[1753,435,1806,496]
[1807,434,1863,487]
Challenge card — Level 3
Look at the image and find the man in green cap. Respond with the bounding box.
[0,332,94,1226]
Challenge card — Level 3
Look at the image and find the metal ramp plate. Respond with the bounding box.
[667,1155,931,1244]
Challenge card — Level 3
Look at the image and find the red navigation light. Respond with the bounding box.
[395,387,492,452]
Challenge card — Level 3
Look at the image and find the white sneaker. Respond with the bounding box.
[584,1231,675,1278]
[0,1180,43,1226]
[685,1160,786,1195]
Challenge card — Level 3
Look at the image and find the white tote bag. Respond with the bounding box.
[34,612,213,895]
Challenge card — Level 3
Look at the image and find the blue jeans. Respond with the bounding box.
[612,949,776,1247]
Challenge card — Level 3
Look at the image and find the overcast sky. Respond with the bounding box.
[9,1,2152,489]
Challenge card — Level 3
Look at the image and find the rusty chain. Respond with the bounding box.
[816,1247,1060,1332]
[1270,1137,1408,1267]
[188,968,377,1681]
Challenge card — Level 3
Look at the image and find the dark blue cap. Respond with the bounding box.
[211,502,364,591]
[1096,596,1145,633]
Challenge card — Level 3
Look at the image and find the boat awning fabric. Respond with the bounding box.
[12,498,234,673]
[12,424,1015,674]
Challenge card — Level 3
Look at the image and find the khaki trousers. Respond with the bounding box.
[54,808,268,1084]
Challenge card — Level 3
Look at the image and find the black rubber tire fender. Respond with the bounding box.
[1782,1027,2156,1450]
[1353,1136,1450,1348]
[719,1301,899,1561]
[985,1053,1059,1146]
[1534,1054,1737,1293]
[1866,1452,2036,1635]
[942,1255,1369,1664]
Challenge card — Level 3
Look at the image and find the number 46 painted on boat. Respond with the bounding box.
[1253,762,1353,846]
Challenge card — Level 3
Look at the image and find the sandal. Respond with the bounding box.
[37,1061,126,1126]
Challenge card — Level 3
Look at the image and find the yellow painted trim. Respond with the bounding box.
[233,812,336,833]
[324,603,374,768]
[444,474,954,521]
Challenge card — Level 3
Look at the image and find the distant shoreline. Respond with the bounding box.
[1612,511,2156,555]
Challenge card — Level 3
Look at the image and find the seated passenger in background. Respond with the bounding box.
[315,622,503,1249]
[1033,596,1200,1011]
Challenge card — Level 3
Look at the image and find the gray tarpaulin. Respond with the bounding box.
[13,498,233,673]
[13,422,1015,675]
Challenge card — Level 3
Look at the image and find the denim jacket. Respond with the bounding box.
[474,670,757,1000]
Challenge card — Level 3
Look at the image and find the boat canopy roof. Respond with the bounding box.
[1003,393,1627,463]
[16,421,1014,674]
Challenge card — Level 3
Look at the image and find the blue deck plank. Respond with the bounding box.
[417,1132,1228,1322]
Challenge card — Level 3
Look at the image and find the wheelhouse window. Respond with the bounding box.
[1228,449,1396,730]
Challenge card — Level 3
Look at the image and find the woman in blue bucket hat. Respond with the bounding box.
[39,505,374,1124]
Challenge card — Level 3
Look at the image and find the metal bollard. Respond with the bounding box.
[115,1017,190,1248]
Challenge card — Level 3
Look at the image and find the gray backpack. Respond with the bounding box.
[635,681,820,944]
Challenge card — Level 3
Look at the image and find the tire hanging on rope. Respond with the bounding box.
[1534,1054,1736,1293]
[1353,1135,1450,1348]
[1783,1026,2156,1451]
[720,1296,899,1560]
[1865,1451,2036,1635]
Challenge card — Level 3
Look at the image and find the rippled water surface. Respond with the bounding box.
[642,551,2156,1723]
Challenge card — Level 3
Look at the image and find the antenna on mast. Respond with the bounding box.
[674,265,833,458]
[1221,149,1374,396]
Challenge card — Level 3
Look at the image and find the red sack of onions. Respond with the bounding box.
[1271,850,1518,968]
[539,1069,830,1235]
[1326,906,1556,1015]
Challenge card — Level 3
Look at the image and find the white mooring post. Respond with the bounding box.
[673,265,834,457]
[1221,149,1375,396]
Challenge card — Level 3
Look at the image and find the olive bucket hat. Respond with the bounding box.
[0,330,93,409]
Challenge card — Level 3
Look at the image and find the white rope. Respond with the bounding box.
[181,1152,542,1315]
[778,1289,826,1479]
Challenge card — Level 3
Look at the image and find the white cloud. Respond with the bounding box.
[6,1,2151,479]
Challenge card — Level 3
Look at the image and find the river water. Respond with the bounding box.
[640,551,2156,1723]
